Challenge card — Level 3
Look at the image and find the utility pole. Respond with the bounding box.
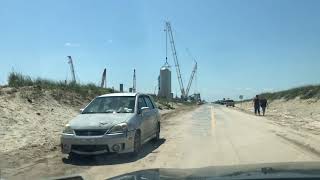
[67,56,76,84]
[133,69,136,93]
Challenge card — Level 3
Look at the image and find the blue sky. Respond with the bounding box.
[1,0,320,101]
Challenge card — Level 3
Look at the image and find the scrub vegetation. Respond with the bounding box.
[260,85,320,100]
[7,72,114,99]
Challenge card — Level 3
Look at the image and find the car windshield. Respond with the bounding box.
[82,96,135,114]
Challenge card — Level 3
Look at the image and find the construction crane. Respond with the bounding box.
[67,56,76,84]
[100,68,107,88]
[165,22,186,98]
[133,69,136,93]
[185,48,199,97]
[185,61,197,97]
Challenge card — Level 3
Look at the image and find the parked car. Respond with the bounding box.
[225,100,235,107]
[60,93,160,156]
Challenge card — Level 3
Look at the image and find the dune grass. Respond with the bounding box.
[260,85,320,100]
[8,72,114,98]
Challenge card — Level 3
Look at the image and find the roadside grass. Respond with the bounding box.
[151,95,195,110]
[260,85,320,100]
[236,85,320,103]
[7,72,114,98]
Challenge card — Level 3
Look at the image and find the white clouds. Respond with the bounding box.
[262,88,274,92]
[235,87,254,91]
[64,42,80,47]
[64,40,112,47]
[236,87,275,93]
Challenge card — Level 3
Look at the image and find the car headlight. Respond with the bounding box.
[63,124,74,134]
[108,123,128,134]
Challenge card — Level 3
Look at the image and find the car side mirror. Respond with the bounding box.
[139,107,150,115]
[79,108,84,113]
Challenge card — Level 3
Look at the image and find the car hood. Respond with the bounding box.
[49,162,320,180]
[106,162,320,180]
[69,113,134,130]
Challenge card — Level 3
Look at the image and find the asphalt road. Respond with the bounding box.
[9,104,320,179]
[82,104,320,179]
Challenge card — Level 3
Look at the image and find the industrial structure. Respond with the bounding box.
[158,61,172,99]
[64,22,200,102]
[100,68,107,88]
[186,62,197,97]
[165,22,186,98]
[160,22,199,101]
[67,56,76,84]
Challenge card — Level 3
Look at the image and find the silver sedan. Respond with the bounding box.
[60,93,160,156]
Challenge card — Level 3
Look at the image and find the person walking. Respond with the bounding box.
[260,98,268,116]
[253,95,260,115]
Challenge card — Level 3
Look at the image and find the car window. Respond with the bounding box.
[138,96,147,109]
[144,96,154,109]
[149,96,157,107]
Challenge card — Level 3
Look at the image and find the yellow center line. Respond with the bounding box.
[211,105,215,129]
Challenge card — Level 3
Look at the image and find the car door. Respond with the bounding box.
[137,96,151,141]
[143,96,157,136]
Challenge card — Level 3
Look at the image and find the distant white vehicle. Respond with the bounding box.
[60,93,160,156]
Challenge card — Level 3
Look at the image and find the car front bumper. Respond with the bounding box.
[60,130,135,155]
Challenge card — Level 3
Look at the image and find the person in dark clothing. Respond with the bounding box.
[260,98,268,116]
[253,95,260,115]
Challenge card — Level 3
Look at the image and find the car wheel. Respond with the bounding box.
[132,131,141,156]
[152,124,160,142]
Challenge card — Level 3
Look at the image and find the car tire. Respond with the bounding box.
[152,124,160,142]
[132,131,141,156]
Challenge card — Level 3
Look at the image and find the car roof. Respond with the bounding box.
[98,92,140,97]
